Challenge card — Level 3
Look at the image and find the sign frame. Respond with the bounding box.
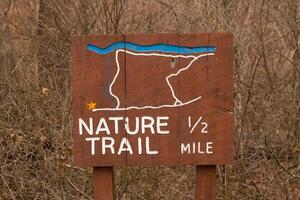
[72,33,234,200]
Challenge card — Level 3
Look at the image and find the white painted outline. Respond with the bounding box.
[93,50,214,111]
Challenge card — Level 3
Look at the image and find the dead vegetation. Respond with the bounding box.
[0,0,299,199]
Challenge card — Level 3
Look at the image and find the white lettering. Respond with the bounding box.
[95,118,110,135]
[79,118,93,135]
[207,142,213,154]
[157,116,169,134]
[118,138,133,155]
[102,137,115,154]
[141,116,155,134]
[181,142,213,154]
[85,137,100,155]
[181,143,191,154]
[197,142,204,154]
[138,137,142,155]
[109,117,123,134]
[125,117,139,135]
[145,137,158,154]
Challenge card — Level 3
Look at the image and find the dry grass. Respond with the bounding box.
[0,0,299,199]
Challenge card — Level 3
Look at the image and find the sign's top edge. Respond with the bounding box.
[72,32,233,37]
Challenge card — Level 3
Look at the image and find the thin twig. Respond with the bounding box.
[65,177,91,200]
[11,55,24,74]
[0,173,16,200]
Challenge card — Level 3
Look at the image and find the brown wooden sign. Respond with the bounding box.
[72,33,233,167]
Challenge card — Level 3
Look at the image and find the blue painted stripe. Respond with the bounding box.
[87,41,216,55]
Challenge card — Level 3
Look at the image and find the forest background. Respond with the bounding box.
[0,0,299,199]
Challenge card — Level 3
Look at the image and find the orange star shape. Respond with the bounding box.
[86,101,96,110]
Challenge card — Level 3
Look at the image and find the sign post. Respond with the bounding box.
[72,33,233,199]
[196,165,216,200]
[93,167,114,200]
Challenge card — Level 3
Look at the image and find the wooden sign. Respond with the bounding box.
[72,33,233,167]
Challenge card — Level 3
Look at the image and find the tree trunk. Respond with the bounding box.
[36,0,49,86]
[0,0,15,82]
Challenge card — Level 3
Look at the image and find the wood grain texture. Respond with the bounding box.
[72,34,127,166]
[72,33,234,167]
[196,165,216,200]
[93,167,114,200]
